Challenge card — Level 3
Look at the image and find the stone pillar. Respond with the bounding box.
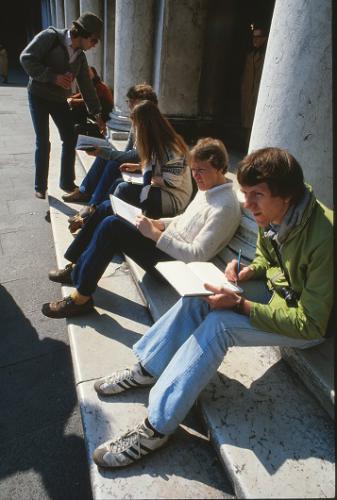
[79,0,104,76]
[64,0,80,27]
[50,0,57,26]
[55,0,65,27]
[103,0,115,88]
[153,0,208,117]
[108,0,155,130]
[250,0,332,208]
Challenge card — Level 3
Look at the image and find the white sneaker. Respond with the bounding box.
[94,363,155,396]
[93,420,168,468]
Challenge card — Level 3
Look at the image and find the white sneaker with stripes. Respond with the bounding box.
[93,420,168,468]
[94,363,155,396]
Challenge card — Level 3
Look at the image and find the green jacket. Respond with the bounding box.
[249,188,333,339]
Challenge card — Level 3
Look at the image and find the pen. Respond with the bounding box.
[236,248,242,285]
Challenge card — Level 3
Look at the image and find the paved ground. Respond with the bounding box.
[0,67,92,499]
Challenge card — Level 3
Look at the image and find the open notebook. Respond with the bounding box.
[155,261,243,296]
[109,195,141,226]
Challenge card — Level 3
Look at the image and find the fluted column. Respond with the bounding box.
[79,0,104,76]
[103,0,115,88]
[64,0,80,27]
[153,0,208,117]
[108,0,155,130]
[250,0,332,208]
[55,0,65,28]
[50,0,57,26]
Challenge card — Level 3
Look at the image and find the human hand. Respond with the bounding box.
[96,116,106,136]
[150,219,165,231]
[225,258,253,283]
[151,176,165,187]
[135,215,162,241]
[119,163,140,172]
[55,73,73,89]
[203,283,241,310]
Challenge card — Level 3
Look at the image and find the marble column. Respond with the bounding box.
[79,0,104,76]
[50,0,57,26]
[250,0,332,208]
[108,0,155,130]
[103,0,115,88]
[55,0,65,27]
[153,0,208,117]
[64,0,80,27]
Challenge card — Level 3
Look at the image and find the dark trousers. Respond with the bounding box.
[64,200,172,296]
[28,91,77,192]
[80,149,140,206]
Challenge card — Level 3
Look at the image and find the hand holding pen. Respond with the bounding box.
[225,248,253,283]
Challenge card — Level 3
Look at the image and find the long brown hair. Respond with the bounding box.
[130,100,189,166]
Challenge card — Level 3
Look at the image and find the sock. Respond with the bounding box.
[71,290,90,305]
[145,417,164,438]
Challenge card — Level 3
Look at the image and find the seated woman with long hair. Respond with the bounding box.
[42,138,241,319]
[69,99,193,231]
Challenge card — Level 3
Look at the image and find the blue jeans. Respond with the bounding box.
[65,200,172,296]
[133,283,323,435]
[28,91,77,192]
[79,149,140,206]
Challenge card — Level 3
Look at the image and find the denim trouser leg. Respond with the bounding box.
[71,215,172,296]
[133,285,323,435]
[65,200,112,263]
[80,157,108,197]
[90,149,139,205]
[49,101,77,189]
[113,183,163,218]
[28,92,51,192]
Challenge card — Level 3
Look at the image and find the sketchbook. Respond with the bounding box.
[155,261,243,296]
[121,171,143,185]
[75,134,116,153]
[109,195,142,226]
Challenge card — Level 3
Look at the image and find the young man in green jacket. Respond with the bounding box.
[91,147,333,469]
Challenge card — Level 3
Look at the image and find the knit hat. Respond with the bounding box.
[73,12,103,38]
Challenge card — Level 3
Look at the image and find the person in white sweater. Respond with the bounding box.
[42,138,241,318]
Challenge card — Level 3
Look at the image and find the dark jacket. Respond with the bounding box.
[20,27,101,115]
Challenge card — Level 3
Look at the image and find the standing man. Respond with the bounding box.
[0,44,9,83]
[20,12,106,199]
[241,25,268,149]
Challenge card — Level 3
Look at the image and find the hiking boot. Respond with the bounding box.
[68,205,95,233]
[93,420,168,468]
[48,263,74,285]
[94,363,155,396]
[62,188,91,203]
[41,295,94,318]
[61,183,78,193]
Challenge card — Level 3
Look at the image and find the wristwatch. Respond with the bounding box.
[234,295,245,314]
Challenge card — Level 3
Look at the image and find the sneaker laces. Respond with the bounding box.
[104,368,134,386]
[108,423,149,455]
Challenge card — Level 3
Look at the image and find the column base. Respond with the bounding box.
[107,111,131,132]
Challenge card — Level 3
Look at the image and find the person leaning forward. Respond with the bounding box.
[90,147,333,469]
[20,12,106,199]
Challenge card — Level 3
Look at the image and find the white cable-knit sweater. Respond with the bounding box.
[156,181,241,262]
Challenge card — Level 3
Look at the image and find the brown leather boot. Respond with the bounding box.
[41,295,94,318]
[48,263,74,284]
[62,188,91,203]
